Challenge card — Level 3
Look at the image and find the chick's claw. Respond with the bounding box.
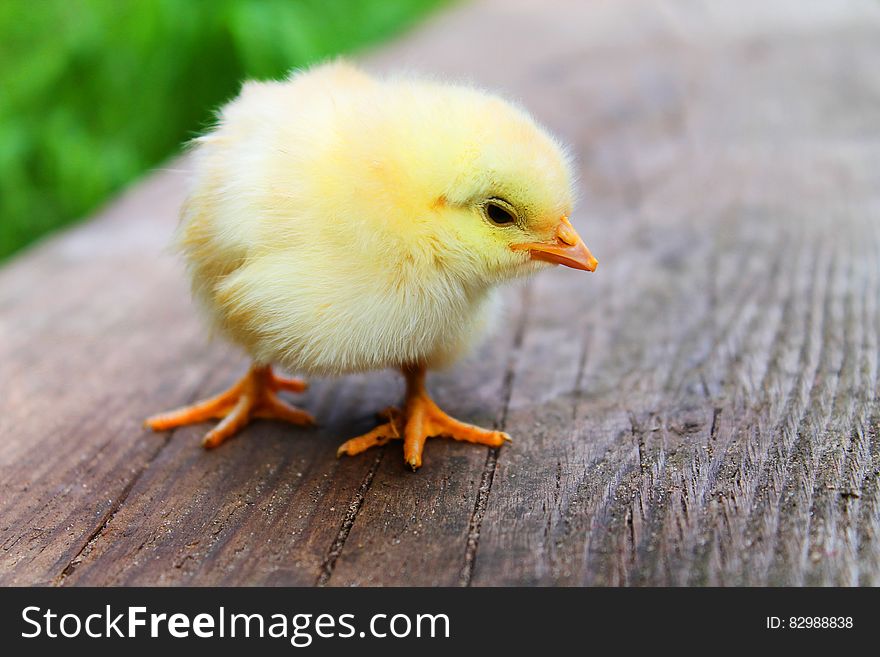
[145,364,313,448]
[402,396,510,471]
[337,366,511,470]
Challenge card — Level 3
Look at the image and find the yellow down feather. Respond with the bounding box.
[177,61,575,377]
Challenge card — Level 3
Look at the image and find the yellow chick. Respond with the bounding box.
[146,61,597,470]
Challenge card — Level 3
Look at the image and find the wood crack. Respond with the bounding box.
[459,284,532,586]
[315,449,386,586]
[53,432,173,586]
[51,367,229,586]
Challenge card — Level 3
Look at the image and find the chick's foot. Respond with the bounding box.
[145,364,313,448]
[337,367,510,470]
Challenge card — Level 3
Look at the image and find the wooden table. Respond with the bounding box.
[2,0,879,586]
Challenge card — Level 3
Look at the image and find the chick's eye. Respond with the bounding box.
[484,200,517,226]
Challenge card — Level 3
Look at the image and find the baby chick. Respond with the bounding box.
[146,62,597,470]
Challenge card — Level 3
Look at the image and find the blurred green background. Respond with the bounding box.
[0,0,446,261]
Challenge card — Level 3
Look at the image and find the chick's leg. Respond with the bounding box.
[145,364,313,448]
[337,366,510,470]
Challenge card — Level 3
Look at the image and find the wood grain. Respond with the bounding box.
[1,0,878,586]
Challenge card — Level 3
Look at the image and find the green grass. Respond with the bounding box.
[0,0,447,261]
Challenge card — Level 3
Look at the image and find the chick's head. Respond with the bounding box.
[371,81,597,289]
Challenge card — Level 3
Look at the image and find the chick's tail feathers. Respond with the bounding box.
[145,364,313,448]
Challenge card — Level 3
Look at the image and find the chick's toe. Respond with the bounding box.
[337,366,510,470]
[145,364,313,448]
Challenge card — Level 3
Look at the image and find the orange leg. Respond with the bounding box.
[145,364,313,448]
[337,366,510,470]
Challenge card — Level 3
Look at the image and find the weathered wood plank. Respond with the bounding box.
[0,172,204,584]
[2,0,879,586]
[466,0,880,586]
[62,370,386,586]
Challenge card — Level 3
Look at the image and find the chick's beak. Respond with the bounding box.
[512,216,598,272]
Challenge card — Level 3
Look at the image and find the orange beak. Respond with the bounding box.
[511,216,598,272]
